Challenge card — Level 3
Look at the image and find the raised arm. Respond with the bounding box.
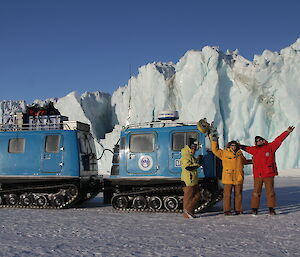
[239,144,256,155]
[210,135,223,160]
[270,126,295,151]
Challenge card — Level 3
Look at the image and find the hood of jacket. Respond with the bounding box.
[181,145,193,157]
[255,136,269,147]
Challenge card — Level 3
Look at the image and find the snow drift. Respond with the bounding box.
[1,39,299,174]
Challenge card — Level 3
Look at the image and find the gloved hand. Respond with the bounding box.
[196,155,203,166]
[197,118,210,133]
[287,126,295,133]
[209,122,218,141]
[238,144,248,150]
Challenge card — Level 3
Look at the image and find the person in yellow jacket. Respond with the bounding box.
[180,143,201,219]
[210,137,252,215]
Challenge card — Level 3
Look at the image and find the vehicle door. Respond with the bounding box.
[78,131,97,173]
[169,131,202,175]
[41,134,64,173]
[126,132,157,174]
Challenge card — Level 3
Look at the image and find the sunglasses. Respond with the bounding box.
[256,139,264,143]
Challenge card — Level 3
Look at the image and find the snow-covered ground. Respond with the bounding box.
[0,39,299,256]
[1,175,300,257]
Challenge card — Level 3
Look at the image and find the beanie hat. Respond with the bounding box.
[188,138,196,147]
[255,136,266,143]
[226,140,239,149]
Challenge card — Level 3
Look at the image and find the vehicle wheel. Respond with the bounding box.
[67,186,79,198]
[200,189,212,201]
[8,194,19,206]
[51,194,65,207]
[163,196,179,211]
[132,196,147,210]
[20,194,33,207]
[148,196,163,211]
[112,195,129,209]
[36,195,48,207]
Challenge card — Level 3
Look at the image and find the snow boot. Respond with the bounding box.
[251,208,258,215]
[269,207,276,215]
[183,209,196,219]
[235,211,243,215]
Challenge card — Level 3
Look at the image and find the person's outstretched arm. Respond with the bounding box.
[209,135,223,159]
[271,126,295,151]
[239,144,255,155]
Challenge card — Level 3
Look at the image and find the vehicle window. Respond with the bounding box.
[120,136,126,150]
[186,132,198,146]
[172,132,198,151]
[8,138,25,153]
[79,134,92,154]
[130,134,154,153]
[79,137,86,153]
[172,133,185,151]
[45,135,60,153]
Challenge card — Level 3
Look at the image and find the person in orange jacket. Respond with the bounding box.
[210,136,252,215]
[241,126,295,215]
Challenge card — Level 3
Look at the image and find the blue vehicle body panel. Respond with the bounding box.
[41,134,64,174]
[112,125,217,179]
[0,130,80,177]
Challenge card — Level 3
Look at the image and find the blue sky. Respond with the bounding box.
[0,0,299,103]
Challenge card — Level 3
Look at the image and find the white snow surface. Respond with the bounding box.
[1,175,300,257]
[1,39,300,173]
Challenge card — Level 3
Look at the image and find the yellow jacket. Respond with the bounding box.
[211,140,247,185]
[180,145,200,186]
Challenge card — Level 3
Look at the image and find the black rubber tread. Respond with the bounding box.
[194,192,223,214]
[111,185,223,213]
[0,184,80,209]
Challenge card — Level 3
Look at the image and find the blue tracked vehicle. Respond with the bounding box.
[105,114,223,213]
[0,109,222,213]
[0,121,101,209]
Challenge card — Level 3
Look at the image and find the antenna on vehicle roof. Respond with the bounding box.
[152,108,155,122]
[126,64,132,126]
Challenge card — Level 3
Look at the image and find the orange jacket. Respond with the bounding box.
[211,140,248,185]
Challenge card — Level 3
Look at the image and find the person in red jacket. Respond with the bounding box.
[241,126,295,215]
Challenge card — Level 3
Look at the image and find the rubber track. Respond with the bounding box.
[194,193,223,214]
[111,185,223,214]
[0,184,79,209]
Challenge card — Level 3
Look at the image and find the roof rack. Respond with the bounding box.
[0,123,60,131]
[123,120,197,130]
[0,121,90,132]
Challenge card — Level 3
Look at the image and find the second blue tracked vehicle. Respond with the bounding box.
[105,112,223,213]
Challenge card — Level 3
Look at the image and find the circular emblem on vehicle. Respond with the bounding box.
[266,152,270,157]
[138,155,153,171]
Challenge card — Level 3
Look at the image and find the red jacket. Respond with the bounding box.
[244,131,289,178]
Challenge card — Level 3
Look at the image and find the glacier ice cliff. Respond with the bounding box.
[1,39,299,174]
[105,39,300,173]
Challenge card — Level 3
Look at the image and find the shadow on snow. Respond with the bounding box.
[75,185,300,216]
